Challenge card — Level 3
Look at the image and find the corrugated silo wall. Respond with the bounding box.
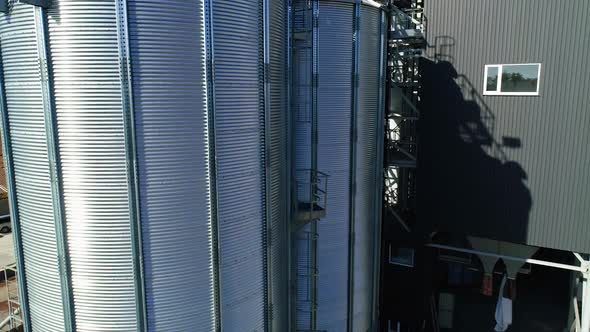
[419,0,590,253]
[268,0,290,330]
[0,3,65,331]
[127,0,216,330]
[354,5,383,332]
[316,2,353,329]
[210,0,289,330]
[0,0,289,331]
[47,1,138,329]
[292,1,384,331]
[210,0,266,330]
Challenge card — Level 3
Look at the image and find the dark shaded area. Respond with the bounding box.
[416,59,532,245]
[380,221,436,331]
[392,0,415,9]
[501,137,521,149]
[380,230,573,331]
[438,248,572,332]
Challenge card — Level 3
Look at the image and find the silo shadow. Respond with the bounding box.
[417,59,532,245]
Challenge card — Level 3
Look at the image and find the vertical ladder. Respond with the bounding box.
[385,1,426,232]
[292,1,323,331]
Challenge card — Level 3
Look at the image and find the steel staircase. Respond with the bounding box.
[385,0,427,232]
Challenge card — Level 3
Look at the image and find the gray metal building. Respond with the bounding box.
[418,0,590,254]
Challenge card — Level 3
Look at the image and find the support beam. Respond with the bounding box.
[371,7,388,332]
[204,0,223,329]
[346,3,361,331]
[426,243,585,273]
[114,1,147,331]
[262,0,274,330]
[34,7,75,332]
[580,260,590,332]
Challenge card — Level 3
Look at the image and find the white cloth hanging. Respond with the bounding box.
[494,274,513,331]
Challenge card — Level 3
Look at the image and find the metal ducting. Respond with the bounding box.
[292,0,386,331]
[0,0,289,331]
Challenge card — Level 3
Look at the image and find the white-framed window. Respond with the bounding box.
[483,63,542,96]
[389,244,415,268]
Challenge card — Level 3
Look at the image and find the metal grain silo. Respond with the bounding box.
[0,0,289,331]
[292,0,387,331]
[209,0,289,331]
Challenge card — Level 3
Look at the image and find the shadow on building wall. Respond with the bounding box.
[417,58,532,245]
[382,36,536,332]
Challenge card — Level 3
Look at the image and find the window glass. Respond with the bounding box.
[500,64,540,93]
[389,246,415,267]
[485,66,499,92]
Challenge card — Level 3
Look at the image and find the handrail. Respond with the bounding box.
[390,6,427,34]
[572,296,581,332]
[295,169,329,212]
[455,74,508,162]
[391,6,421,27]
[0,308,19,329]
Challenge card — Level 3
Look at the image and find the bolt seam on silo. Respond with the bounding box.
[310,2,320,330]
[347,2,362,332]
[285,0,294,329]
[0,42,32,332]
[114,0,148,331]
[262,0,274,330]
[33,5,76,332]
[204,0,223,330]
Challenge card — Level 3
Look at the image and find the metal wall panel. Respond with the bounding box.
[316,2,353,331]
[127,0,216,330]
[268,0,289,330]
[353,6,382,331]
[210,1,267,330]
[46,1,137,330]
[422,0,590,253]
[0,3,65,331]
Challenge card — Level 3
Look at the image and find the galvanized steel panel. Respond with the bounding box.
[422,0,590,253]
[46,1,138,330]
[127,0,216,330]
[211,1,267,330]
[0,3,66,331]
[0,1,291,330]
[353,6,382,331]
[316,2,353,331]
[288,2,385,330]
[268,0,289,330]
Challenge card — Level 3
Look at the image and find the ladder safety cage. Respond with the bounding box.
[290,2,327,331]
[294,169,329,230]
[1,264,23,331]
